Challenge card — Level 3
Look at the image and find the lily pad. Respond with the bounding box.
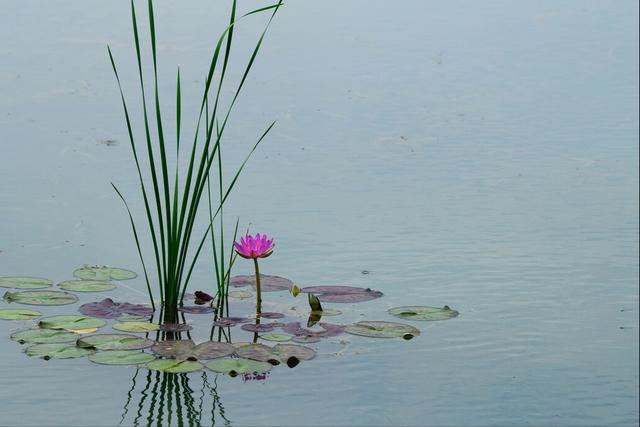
[113,321,160,333]
[11,328,78,344]
[235,343,316,363]
[77,333,154,350]
[3,290,78,306]
[26,343,95,359]
[230,274,293,292]
[177,305,215,314]
[151,340,235,360]
[0,308,41,320]
[241,323,275,333]
[38,315,106,331]
[281,322,345,338]
[388,305,459,321]
[58,280,116,292]
[251,312,285,319]
[228,290,253,299]
[205,358,272,375]
[260,333,293,342]
[79,298,153,319]
[73,266,137,281]
[301,286,383,303]
[89,350,156,365]
[213,317,251,327]
[345,321,420,339]
[0,277,52,289]
[292,335,320,343]
[146,359,203,373]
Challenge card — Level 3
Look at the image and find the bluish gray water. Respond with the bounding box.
[0,1,638,426]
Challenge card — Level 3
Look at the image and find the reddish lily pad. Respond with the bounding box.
[205,358,272,375]
[241,323,275,333]
[230,275,293,292]
[79,298,153,319]
[0,277,52,289]
[249,312,285,319]
[388,305,459,321]
[151,340,235,360]
[301,286,383,303]
[77,333,154,350]
[3,290,78,306]
[345,321,420,339]
[177,305,215,314]
[213,317,251,327]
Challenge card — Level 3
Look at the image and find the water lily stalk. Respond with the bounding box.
[253,258,262,315]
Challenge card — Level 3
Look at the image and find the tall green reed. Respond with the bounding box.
[109,0,282,319]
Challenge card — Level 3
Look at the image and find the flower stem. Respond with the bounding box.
[253,258,262,315]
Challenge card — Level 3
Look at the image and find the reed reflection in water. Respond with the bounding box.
[119,368,231,427]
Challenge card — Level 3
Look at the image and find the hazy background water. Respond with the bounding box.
[0,0,638,426]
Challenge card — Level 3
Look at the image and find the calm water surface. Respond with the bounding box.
[0,1,638,426]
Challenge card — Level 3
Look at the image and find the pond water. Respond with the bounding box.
[0,1,638,426]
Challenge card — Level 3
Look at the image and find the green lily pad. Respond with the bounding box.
[58,280,116,292]
[77,333,154,350]
[0,276,52,289]
[26,343,95,359]
[73,266,137,281]
[235,343,316,363]
[0,308,41,320]
[205,358,272,375]
[113,321,160,333]
[89,350,156,365]
[11,328,78,344]
[38,315,106,331]
[260,333,293,342]
[146,359,203,373]
[228,290,253,299]
[3,290,78,306]
[345,321,420,339]
[388,305,459,321]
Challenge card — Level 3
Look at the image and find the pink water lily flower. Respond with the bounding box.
[234,233,274,259]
